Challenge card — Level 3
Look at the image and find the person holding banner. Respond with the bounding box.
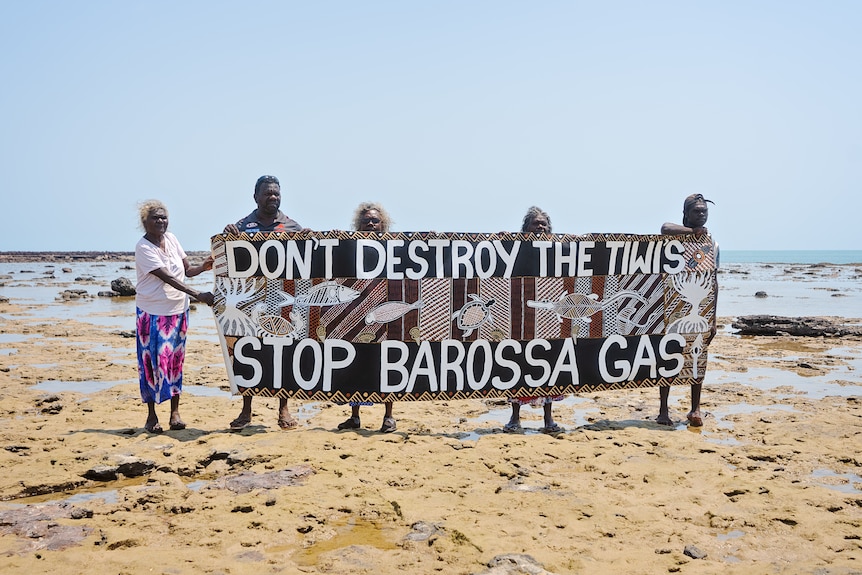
[224,175,305,431]
[135,200,214,434]
[337,202,398,433]
[657,193,717,427]
[503,206,565,434]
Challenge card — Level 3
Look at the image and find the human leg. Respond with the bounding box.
[686,383,703,426]
[657,386,673,425]
[540,400,563,434]
[169,395,185,430]
[380,401,396,433]
[144,401,162,433]
[230,395,254,430]
[278,397,298,429]
[338,403,362,430]
[504,401,522,432]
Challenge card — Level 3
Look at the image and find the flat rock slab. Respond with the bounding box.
[732,315,862,337]
[205,466,316,493]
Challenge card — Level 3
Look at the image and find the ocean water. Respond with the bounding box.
[721,250,862,265]
[718,254,861,318]
[0,252,859,322]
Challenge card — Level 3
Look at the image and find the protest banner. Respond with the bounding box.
[210,231,717,402]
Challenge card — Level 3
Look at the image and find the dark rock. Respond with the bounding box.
[59,289,90,300]
[754,291,768,298]
[110,277,136,296]
[732,316,862,337]
[97,291,119,297]
[683,545,707,559]
[82,466,119,481]
[116,458,156,478]
[69,507,93,519]
[74,276,95,282]
[0,295,8,304]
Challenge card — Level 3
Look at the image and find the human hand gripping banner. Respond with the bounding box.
[210,231,717,402]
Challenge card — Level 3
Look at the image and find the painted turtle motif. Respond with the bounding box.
[252,304,304,342]
[451,294,495,339]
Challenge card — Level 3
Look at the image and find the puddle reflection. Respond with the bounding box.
[811,468,862,494]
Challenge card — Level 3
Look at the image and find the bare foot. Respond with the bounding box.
[278,404,297,430]
[687,410,704,427]
[656,414,674,426]
[278,416,298,430]
[229,414,251,430]
[144,418,163,433]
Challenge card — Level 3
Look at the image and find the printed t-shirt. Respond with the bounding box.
[234,210,302,233]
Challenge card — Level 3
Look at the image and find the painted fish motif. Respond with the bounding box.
[451,294,495,339]
[294,281,360,307]
[365,300,424,324]
[527,290,646,323]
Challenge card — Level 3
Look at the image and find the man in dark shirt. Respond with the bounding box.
[225,175,304,431]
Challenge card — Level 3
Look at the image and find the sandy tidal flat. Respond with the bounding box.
[0,300,861,574]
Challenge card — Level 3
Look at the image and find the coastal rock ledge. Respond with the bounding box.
[732,315,862,337]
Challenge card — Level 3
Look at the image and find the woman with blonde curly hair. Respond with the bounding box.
[504,206,565,434]
[337,202,398,433]
[350,201,393,233]
[135,200,214,433]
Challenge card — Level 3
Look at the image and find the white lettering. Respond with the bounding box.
[659,334,686,377]
[466,340,493,390]
[407,340,438,392]
[599,334,629,383]
[491,340,521,389]
[380,341,409,392]
[440,339,465,391]
[406,240,430,279]
[292,340,322,390]
[234,337,262,386]
[524,339,552,386]
[323,339,356,392]
[226,241,258,279]
[357,240,386,279]
[663,240,686,274]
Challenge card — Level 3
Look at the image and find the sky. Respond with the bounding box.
[1,1,860,252]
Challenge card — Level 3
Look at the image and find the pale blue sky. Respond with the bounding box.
[1,1,859,251]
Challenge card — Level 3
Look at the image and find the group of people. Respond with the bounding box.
[135,176,716,435]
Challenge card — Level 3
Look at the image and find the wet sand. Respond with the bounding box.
[0,300,861,574]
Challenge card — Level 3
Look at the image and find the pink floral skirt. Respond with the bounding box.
[136,307,189,404]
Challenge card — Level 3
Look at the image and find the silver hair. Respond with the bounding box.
[137,199,168,231]
[521,206,552,233]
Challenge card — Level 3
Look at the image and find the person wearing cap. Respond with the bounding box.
[224,175,305,431]
[657,193,717,427]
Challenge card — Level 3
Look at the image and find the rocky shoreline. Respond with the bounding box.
[0,251,212,263]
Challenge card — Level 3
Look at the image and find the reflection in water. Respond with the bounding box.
[32,380,232,398]
[810,468,862,494]
[716,529,745,541]
[289,517,398,566]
